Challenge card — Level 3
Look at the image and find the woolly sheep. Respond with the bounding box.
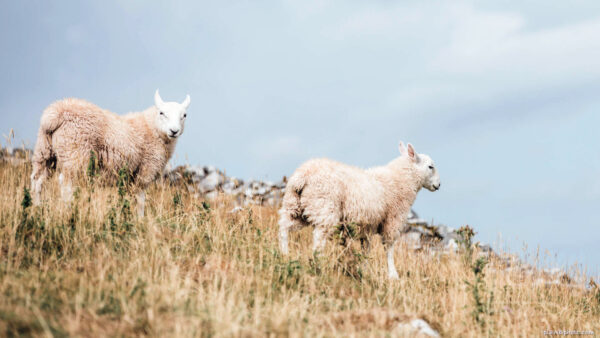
[30,90,190,217]
[278,142,440,279]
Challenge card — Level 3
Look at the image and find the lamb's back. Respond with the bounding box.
[295,158,388,226]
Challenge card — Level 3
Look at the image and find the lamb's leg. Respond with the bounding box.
[30,164,47,206]
[305,199,340,254]
[386,240,400,280]
[278,212,305,255]
[136,190,146,218]
[382,214,406,280]
[278,215,293,255]
[59,173,74,203]
[312,226,328,252]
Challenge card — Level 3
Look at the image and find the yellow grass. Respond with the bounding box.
[0,159,598,337]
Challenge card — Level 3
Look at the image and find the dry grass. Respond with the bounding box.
[0,159,598,337]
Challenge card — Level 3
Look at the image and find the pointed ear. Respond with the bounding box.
[406,143,418,162]
[398,141,407,155]
[182,94,191,109]
[154,89,164,108]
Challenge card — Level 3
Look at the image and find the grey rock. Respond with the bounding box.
[396,319,440,337]
[229,206,243,214]
[402,232,422,250]
[444,238,458,252]
[204,191,218,200]
[199,172,223,193]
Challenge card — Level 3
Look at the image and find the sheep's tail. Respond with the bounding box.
[31,103,64,179]
[281,173,307,219]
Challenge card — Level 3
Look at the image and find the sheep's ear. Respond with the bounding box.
[406,143,418,162]
[182,94,191,109]
[154,89,164,108]
[398,141,407,155]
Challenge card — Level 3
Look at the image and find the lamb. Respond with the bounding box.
[30,90,190,217]
[278,142,441,279]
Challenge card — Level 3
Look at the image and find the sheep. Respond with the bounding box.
[30,90,190,217]
[278,142,440,279]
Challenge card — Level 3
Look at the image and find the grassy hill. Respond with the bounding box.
[0,158,598,337]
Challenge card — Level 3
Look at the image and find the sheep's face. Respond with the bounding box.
[414,153,441,192]
[399,142,441,192]
[154,90,191,140]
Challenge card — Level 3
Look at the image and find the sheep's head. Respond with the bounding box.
[154,89,190,140]
[399,141,441,192]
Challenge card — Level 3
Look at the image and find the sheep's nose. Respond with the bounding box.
[169,129,179,135]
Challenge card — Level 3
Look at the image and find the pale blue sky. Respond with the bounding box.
[1,1,599,273]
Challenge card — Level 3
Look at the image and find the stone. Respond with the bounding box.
[444,238,458,252]
[199,172,223,193]
[204,191,218,200]
[402,232,422,250]
[396,319,440,337]
[229,206,243,214]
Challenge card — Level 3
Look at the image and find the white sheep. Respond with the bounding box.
[278,142,440,279]
[30,90,190,216]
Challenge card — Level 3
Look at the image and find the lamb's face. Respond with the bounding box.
[399,142,441,192]
[414,153,441,192]
[154,90,191,140]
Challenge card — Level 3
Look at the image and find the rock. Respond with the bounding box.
[478,243,493,253]
[199,172,223,193]
[204,191,218,200]
[229,206,243,214]
[407,209,429,227]
[436,224,456,239]
[402,232,422,250]
[221,178,240,194]
[396,319,440,337]
[203,165,217,175]
[444,238,458,252]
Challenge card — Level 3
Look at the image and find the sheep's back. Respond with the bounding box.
[295,158,387,227]
[46,99,146,174]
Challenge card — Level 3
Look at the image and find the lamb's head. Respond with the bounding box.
[399,141,441,192]
[154,89,191,139]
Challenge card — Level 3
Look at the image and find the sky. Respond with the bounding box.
[1,1,599,274]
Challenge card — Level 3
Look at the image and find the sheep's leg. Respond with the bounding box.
[59,173,74,203]
[303,199,340,254]
[30,164,47,206]
[385,240,400,280]
[279,225,289,255]
[278,212,305,255]
[312,226,328,252]
[136,190,146,218]
[278,215,293,255]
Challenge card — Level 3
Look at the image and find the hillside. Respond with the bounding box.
[0,150,598,337]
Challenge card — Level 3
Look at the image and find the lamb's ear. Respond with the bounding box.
[406,143,418,162]
[154,89,164,108]
[182,94,191,109]
[398,141,407,155]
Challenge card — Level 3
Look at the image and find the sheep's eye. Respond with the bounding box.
[160,111,165,116]
[428,165,434,170]
[183,114,187,118]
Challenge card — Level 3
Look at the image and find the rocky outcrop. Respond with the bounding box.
[165,164,286,206]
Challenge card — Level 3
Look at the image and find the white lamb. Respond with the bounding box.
[278,142,441,279]
[30,90,190,217]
